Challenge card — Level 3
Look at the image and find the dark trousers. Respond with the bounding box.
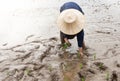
[60,30,84,47]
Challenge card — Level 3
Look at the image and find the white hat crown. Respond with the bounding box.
[63,12,77,23]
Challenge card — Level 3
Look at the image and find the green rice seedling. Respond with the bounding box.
[64,76,69,81]
[106,72,110,81]
[79,63,83,69]
[65,64,69,71]
[81,77,85,81]
[62,43,68,50]
[77,52,81,58]
[93,53,96,60]
[48,65,53,72]
[99,63,103,69]
[24,68,30,75]
[6,71,10,76]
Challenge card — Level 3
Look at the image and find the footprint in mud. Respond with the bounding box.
[48,71,60,81]
[94,62,108,71]
[111,71,118,81]
[87,68,96,74]
[49,37,58,42]
[78,70,87,81]
[58,51,77,59]
[114,61,120,68]
[116,64,120,68]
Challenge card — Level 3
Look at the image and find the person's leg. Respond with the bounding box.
[60,31,65,44]
[82,41,86,50]
[77,30,84,57]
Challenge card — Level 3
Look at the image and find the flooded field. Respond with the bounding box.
[0,0,120,81]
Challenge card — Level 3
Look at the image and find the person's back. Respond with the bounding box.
[60,2,84,15]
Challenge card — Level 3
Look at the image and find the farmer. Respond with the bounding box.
[57,2,85,57]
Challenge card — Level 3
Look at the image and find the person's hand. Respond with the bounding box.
[66,42,71,47]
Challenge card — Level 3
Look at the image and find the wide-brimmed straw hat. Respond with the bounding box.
[57,9,85,35]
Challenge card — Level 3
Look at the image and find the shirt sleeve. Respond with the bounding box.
[77,6,84,15]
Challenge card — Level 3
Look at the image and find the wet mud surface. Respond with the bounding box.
[0,36,120,81]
